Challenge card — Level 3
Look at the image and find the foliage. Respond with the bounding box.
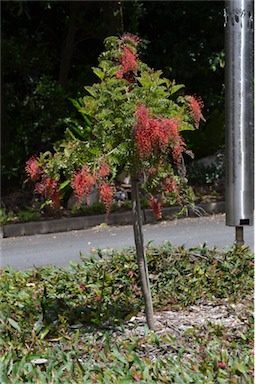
[187,151,225,186]
[1,72,72,194]
[0,244,253,382]
[24,34,204,219]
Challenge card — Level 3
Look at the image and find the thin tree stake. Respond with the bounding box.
[131,176,155,330]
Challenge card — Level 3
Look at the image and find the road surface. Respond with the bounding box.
[1,214,254,270]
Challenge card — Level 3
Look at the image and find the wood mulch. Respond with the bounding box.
[110,296,252,361]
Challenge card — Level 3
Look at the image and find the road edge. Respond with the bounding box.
[1,201,225,238]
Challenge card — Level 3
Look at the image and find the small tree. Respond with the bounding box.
[25,33,205,330]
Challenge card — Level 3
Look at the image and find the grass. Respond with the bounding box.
[0,207,41,225]
[0,243,254,383]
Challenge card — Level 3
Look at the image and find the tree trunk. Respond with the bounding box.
[131,175,155,330]
[58,2,78,85]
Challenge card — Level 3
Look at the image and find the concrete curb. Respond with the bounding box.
[2,201,225,238]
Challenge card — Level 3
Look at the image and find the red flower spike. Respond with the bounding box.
[116,47,138,81]
[135,105,153,158]
[116,33,140,81]
[135,105,185,162]
[148,167,157,178]
[99,182,113,215]
[186,95,206,129]
[25,156,40,182]
[121,33,140,47]
[99,161,110,178]
[164,176,178,194]
[166,118,186,163]
[71,165,97,207]
[35,178,59,207]
[149,196,162,220]
[44,178,60,207]
[35,182,45,197]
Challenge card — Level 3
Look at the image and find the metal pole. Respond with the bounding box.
[224,0,254,244]
[235,226,244,246]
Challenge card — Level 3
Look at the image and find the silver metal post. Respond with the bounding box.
[224,0,254,236]
[235,226,244,246]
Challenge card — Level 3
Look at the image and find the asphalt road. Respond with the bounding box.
[1,214,254,270]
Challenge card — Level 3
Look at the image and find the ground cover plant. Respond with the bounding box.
[0,243,253,383]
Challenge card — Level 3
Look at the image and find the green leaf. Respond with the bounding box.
[84,86,97,98]
[136,73,151,88]
[170,84,185,95]
[69,97,82,110]
[59,179,70,191]
[82,114,92,126]
[179,124,195,132]
[217,378,228,384]
[65,128,76,140]
[7,318,21,332]
[234,361,246,374]
[108,65,121,77]
[113,347,128,364]
[40,327,50,340]
[119,378,135,384]
[92,67,105,80]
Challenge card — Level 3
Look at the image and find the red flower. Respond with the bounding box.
[35,178,59,207]
[116,33,140,82]
[45,178,57,194]
[186,95,206,129]
[149,118,166,152]
[35,182,45,196]
[217,362,226,369]
[99,182,113,215]
[131,283,142,296]
[25,156,40,182]
[71,165,97,207]
[121,33,140,47]
[164,176,178,194]
[45,178,59,206]
[134,104,152,158]
[149,196,162,219]
[148,167,157,177]
[167,118,186,163]
[99,161,110,178]
[134,105,185,162]
[116,46,138,81]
